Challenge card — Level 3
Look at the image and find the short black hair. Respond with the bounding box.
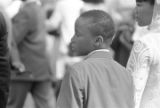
[136,0,155,5]
[79,10,115,42]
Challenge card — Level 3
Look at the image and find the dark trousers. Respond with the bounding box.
[7,80,54,108]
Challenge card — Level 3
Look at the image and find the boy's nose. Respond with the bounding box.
[134,7,138,19]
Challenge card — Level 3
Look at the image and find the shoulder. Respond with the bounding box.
[15,4,31,18]
[132,40,148,53]
[65,62,86,87]
[133,31,155,53]
[130,40,152,64]
[128,37,153,66]
[22,2,38,14]
[69,60,89,79]
[71,61,86,73]
[133,32,158,57]
[138,32,156,46]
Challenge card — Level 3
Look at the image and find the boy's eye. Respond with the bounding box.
[137,4,141,6]
[76,34,80,37]
[74,34,78,37]
[136,3,142,6]
[75,33,80,37]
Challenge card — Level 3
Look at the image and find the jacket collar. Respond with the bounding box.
[84,49,112,60]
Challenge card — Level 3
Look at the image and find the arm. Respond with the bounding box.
[127,40,151,108]
[57,66,83,108]
[10,39,25,72]
[119,33,133,50]
[9,8,30,72]
[12,9,30,45]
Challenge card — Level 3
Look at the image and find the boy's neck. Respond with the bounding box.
[94,44,110,50]
[86,49,110,57]
[90,48,110,54]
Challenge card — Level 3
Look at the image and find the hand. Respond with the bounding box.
[119,34,132,50]
[12,61,26,73]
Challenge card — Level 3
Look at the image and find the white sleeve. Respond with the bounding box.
[127,40,151,108]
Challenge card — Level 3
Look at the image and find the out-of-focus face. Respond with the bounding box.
[135,1,154,26]
[70,18,95,56]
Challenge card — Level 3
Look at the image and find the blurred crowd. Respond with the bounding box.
[0,0,139,108]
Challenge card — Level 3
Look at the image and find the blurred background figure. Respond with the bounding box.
[127,0,160,107]
[0,6,11,108]
[103,0,136,67]
[46,0,83,55]
[111,21,135,67]
[6,0,56,108]
[45,0,84,97]
[0,0,13,50]
[105,0,136,26]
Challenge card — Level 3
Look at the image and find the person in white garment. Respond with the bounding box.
[46,0,84,54]
[127,0,160,108]
[45,0,84,80]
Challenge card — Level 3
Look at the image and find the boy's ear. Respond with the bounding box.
[95,35,104,46]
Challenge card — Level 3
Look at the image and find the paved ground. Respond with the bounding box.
[23,94,35,108]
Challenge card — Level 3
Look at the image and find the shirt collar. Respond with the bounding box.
[88,49,109,56]
[84,49,112,60]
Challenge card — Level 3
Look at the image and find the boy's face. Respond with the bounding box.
[71,18,95,56]
[135,1,154,26]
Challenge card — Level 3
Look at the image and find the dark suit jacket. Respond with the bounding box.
[0,12,10,108]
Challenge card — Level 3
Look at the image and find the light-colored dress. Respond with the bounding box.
[127,0,160,108]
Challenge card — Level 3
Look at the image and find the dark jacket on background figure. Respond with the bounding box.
[0,12,10,108]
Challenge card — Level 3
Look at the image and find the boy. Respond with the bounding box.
[57,10,134,108]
